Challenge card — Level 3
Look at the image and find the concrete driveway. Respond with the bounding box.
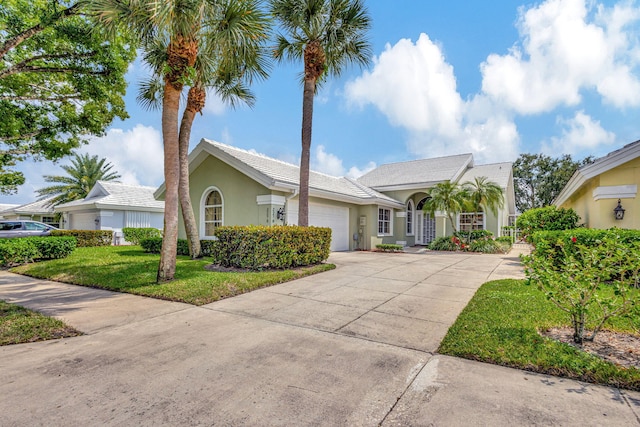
[1,249,639,426]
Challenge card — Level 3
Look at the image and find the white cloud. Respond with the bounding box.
[345,34,520,163]
[312,144,345,176]
[542,111,616,155]
[203,90,227,115]
[81,124,164,187]
[480,0,640,113]
[347,161,377,179]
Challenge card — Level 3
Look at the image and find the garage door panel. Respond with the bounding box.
[287,201,349,251]
[70,213,97,230]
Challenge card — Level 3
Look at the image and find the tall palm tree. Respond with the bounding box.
[90,0,269,281]
[422,181,467,234]
[136,11,269,259]
[462,176,504,238]
[36,153,120,206]
[270,0,372,226]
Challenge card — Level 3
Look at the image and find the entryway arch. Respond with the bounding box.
[415,197,436,245]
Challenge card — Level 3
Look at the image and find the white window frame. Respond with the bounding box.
[406,200,414,236]
[378,207,393,236]
[458,212,485,232]
[200,186,224,239]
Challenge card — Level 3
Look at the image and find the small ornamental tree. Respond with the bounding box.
[523,236,640,344]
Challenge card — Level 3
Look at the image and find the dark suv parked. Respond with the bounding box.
[0,220,58,238]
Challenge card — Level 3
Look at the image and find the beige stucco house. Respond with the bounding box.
[157,139,516,251]
[554,140,639,230]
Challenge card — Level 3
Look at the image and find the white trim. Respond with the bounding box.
[200,186,224,240]
[396,211,406,218]
[406,199,415,236]
[377,206,393,236]
[256,195,286,205]
[592,185,637,201]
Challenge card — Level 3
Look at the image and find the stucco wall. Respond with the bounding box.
[560,156,640,230]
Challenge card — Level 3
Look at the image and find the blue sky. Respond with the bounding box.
[4,0,640,205]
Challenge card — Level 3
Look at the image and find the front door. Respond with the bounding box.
[416,211,436,245]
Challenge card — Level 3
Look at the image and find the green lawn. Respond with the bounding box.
[11,246,335,305]
[0,300,81,345]
[438,279,640,391]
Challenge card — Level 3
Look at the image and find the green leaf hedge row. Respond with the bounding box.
[140,226,332,269]
[50,230,113,247]
[122,227,162,245]
[516,206,580,242]
[0,236,77,267]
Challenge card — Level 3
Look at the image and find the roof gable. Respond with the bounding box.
[555,140,640,206]
[56,181,164,211]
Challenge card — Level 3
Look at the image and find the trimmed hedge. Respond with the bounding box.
[531,228,640,261]
[0,236,77,267]
[140,238,190,256]
[140,226,331,269]
[50,230,113,247]
[376,244,404,252]
[122,227,162,245]
[213,226,331,269]
[516,206,580,242]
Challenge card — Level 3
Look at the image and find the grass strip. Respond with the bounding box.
[11,246,335,306]
[438,279,640,391]
[0,300,81,345]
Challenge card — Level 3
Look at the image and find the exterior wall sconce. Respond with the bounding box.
[276,207,285,221]
[94,217,100,227]
[614,199,625,220]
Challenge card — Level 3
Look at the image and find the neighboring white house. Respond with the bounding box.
[0,198,56,225]
[55,181,164,244]
[0,204,19,219]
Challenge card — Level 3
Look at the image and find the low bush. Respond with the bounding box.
[376,244,403,252]
[454,229,493,241]
[516,206,580,242]
[428,236,458,251]
[140,238,200,256]
[468,237,509,254]
[50,230,112,247]
[200,240,219,257]
[0,236,77,267]
[213,225,331,269]
[122,227,162,245]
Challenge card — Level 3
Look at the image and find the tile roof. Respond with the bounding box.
[197,139,404,206]
[458,162,513,189]
[56,181,164,211]
[3,198,55,215]
[356,153,473,189]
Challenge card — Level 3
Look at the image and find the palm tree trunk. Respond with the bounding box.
[157,81,181,283]
[178,87,203,259]
[298,76,315,227]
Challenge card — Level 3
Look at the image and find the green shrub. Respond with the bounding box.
[495,236,513,244]
[200,240,219,257]
[428,236,458,251]
[523,236,640,344]
[0,239,40,267]
[454,229,493,241]
[516,206,580,242]
[25,237,76,260]
[122,227,162,245]
[212,225,331,269]
[50,230,113,247]
[468,237,509,254]
[140,238,193,256]
[0,237,77,267]
[376,244,403,252]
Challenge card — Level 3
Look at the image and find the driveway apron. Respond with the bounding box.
[1,248,639,426]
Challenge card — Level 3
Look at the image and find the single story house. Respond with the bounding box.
[554,139,639,230]
[157,139,516,251]
[0,198,56,225]
[0,204,19,219]
[55,181,165,244]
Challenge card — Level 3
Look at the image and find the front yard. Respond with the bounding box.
[439,278,640,391]
[0,300,81,345]
[11,245,335,306]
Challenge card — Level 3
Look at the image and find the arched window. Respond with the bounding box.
[406,199,414,235]
[201,187,223,238]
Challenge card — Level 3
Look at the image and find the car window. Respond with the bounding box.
[24,222,47,231]
[0,222,23,230]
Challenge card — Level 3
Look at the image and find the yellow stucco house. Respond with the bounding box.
[555,140,640,230]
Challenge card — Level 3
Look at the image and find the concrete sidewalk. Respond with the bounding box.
[1,248,639,426]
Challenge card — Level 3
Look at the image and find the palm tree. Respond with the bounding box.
[136,12,269,259]
[462,176,504,239]
[422,181,467,234]
[36,153,120,206]
[90,0,269,281]
[270,0,372,226]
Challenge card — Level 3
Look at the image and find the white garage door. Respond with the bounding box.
[287,201,349,251]
[70,213,97,230]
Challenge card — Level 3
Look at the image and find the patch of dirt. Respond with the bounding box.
[541,327,640,369]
